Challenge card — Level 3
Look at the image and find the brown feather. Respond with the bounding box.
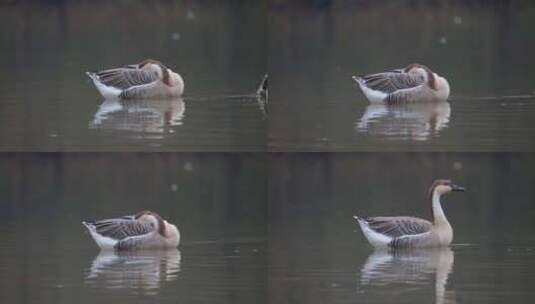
[135,210,166,237]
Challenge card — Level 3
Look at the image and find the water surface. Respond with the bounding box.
[268,153,535,303]
[0,153,267,304]
[268,1,535,151]
[0,1,267,151]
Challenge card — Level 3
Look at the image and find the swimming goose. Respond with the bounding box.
[354,179,465,248]
[352,64,450,103]
[83,210,180,250]
[87,59,184,99]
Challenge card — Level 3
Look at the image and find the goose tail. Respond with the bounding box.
[352,75,364,85]
[82,221,96,231]
[353,215,366,223]
[86,71,122,99]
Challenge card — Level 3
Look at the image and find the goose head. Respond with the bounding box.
[404,63,437,89]
[139,59,182,88]
[135,210,166,236]
[139,59,166,74]
[428,179,465,197]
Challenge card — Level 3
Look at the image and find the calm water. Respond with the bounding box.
[0,1,266,151]
[269,1,535,151]
[0,154,267,304]
[268,153,535,303]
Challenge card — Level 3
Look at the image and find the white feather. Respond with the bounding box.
[352,76,387,103]
[83,222,118,250]
[86,72,121,99]
[354,216,391,248]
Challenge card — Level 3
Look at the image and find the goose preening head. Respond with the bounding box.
[352,63,450,103]
[354,179,465,248]
[86,59,184,99]
[82,210,180,250]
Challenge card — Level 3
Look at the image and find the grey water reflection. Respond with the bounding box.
[85,250,182,294]
[359,248,455,304]
[356,102,451,141]
[90,98,185,137]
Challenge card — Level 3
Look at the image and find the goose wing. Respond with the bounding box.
[363,216,432,238]
[94,66,159,90]
[86,218,156,240]
[359,72,424,94]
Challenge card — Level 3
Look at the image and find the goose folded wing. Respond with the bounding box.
[361,72,423,94]
[96,68,159,90]
[92,219,155,240]
[365,216,432,238]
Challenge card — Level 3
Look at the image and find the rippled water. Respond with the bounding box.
[269,2,535,151]
[269,96,535,151]
[269,242,535,304]
[0,1,266,151]
[0,231,265,303]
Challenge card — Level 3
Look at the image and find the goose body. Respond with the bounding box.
[83,210,180,250]
[353,64,450,103]
[87,59,184,99]
[354,180,465,248]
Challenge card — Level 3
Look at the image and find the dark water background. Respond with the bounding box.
[0,153,267,304]
[269,1,535,151]
[0,1,267,151]
[268,153,535,303]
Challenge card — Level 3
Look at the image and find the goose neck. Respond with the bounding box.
[432,191,449,226]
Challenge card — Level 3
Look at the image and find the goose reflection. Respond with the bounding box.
[90,98,185,135]
[85,249,181,294]
[356,101,451,141]
[359,248,455,304]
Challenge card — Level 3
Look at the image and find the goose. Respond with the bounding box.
[354,179,465,248]
[83,210,180,250]
[86,59,184,99]
[352,63,450,103]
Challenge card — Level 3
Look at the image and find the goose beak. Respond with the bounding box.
[451,184,465,192]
